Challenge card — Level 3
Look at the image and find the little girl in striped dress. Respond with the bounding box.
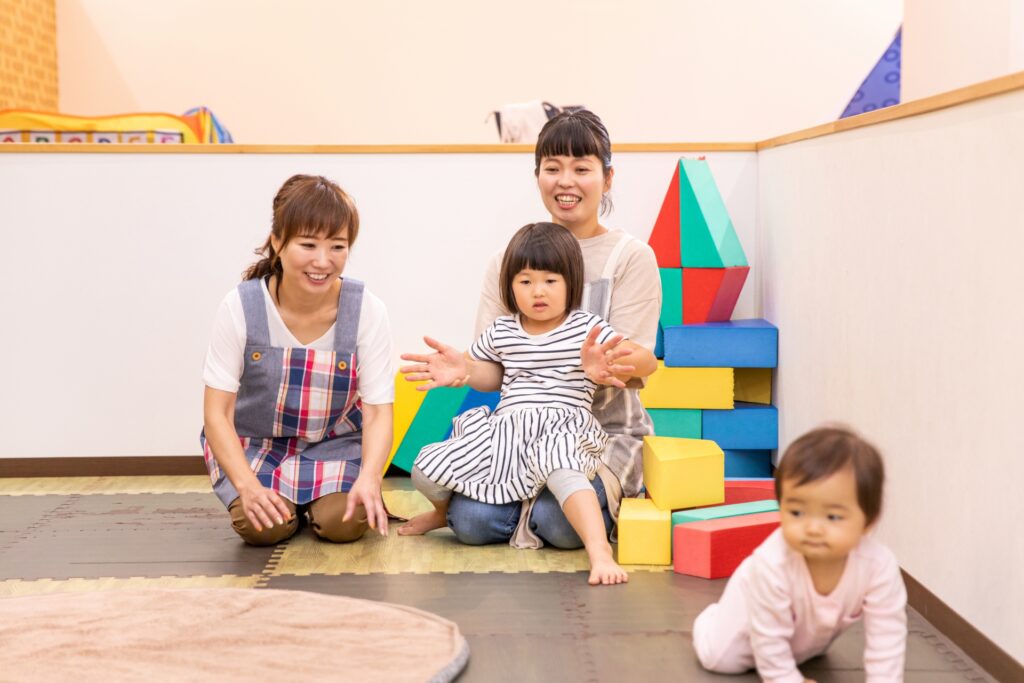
[398,222,656,586]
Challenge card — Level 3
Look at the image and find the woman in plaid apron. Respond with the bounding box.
[201,175,394,545]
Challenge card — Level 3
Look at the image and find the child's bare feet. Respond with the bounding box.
[397,509,447,536]
[587,544,629,585]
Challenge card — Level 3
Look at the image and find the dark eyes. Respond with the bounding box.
[788,510,802,518]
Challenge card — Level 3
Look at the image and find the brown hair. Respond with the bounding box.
[499,222,584,315]
[534,109,613,215]
[775,426,886,526]
[244,174,360,283]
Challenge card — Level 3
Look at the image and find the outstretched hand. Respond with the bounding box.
[400,336,469,391]
[581,326,635,389]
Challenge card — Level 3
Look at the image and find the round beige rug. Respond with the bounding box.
[0,587,469,682]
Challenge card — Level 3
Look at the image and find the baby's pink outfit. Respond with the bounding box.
[693,529,907,683]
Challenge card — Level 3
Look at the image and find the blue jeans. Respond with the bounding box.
[446,476,613,549]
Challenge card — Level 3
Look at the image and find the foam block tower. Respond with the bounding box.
[615,157,783,577]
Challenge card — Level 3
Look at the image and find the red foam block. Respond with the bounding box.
[682,266,750,324]
[649,162,681,268]
[673,511,780,578]
[724,479,776,504]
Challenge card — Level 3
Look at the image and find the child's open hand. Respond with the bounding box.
[581,326,635,388]
[400,337,470,391]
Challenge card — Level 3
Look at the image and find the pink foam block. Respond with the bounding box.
[724,479,776,504]
[672,511,780,579]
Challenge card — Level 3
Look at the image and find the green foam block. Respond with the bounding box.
[671,498,779,525]
[390,385,470,472]
[648,408,701,439]
[658,268,683,327]
[678,159,748,268]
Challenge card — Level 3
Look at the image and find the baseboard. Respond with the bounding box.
[0,456,207,477]
[902,569,1022,682]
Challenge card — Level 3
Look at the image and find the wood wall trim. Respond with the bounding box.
[757,70,1024,151]
[902,570,1022,682]
[0,142,755,154]
[2,71,1021,156]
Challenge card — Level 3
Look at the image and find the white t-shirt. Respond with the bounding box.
[203,280,395,405]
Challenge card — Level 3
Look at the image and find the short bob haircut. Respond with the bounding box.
[533,109,614,215]
[244,174,360,282]
[499,222,585,315]
[774,426,886,527]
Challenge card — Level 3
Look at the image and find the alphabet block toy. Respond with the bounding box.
[672,499,779,526]
[643,436,724,510]
[724,449,774,478]
[390,385,470,472]
[682,266,750,324]
[617,498,672,565]
[640,362,733,409]
[663,319,778,368]
[734,367,773,405]
[672,511,780,578]
[723,478,776,504]
[648,408,702,439]
[702,402,778,450]
[659,268,683,327]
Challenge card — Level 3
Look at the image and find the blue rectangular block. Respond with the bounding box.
[663,319,778,368]
[702,402,778,450]
[443,389,500,439]
[724,449,774,477]
[655,322,664,359]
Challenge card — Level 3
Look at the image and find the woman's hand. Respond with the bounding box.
[581,326,635,388]
[237,482,294,532]
[400,336,469,390]
[345,472,388,536]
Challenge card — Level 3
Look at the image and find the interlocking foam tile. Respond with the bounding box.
[0,476,213,496]
[0,574,261,598]
[267,489,671,576]
[0,493,277,580]
[260,573,993,682]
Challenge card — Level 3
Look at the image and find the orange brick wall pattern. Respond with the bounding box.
[0,0,58,110]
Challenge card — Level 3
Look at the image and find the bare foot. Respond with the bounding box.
[397,509,447,536]
[587,544,629,586]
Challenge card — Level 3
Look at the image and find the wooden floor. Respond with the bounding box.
[0,476,998,682]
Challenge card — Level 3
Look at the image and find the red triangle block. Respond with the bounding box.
[648,162,681,268]
[682,266,749,324]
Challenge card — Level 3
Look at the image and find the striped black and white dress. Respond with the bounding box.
[415,310,615,505]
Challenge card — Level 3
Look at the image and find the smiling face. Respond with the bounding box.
[537,154,613,236]
[272,229,349,297]
[779,465,869,565]
[511,269,569,334]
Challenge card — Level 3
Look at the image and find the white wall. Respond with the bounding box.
[0,149,757,458]
[55,0,902,143]
[758,90,1024,662]
[903,0,1024,100]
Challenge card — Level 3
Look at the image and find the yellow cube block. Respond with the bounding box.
[617,498,672,565]
[734,367,772,405]
[643,435,725,511]
[640,362,733,409]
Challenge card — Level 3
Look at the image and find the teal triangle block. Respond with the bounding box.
[678,159,747,268]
